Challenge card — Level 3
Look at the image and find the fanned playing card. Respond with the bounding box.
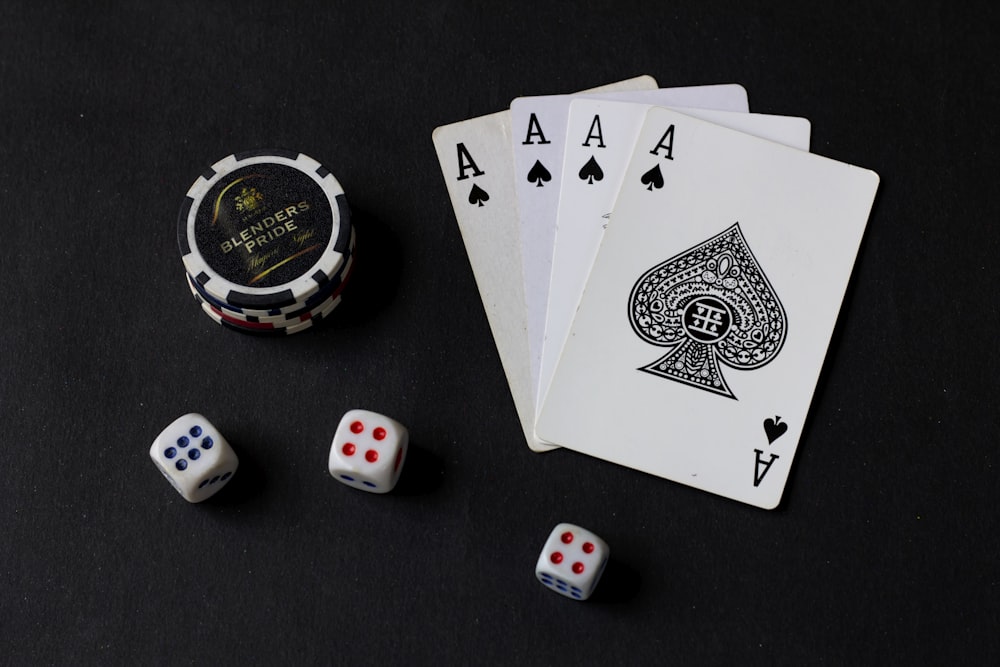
[431,76,661,453]
[537,101,811,420]
[535,107,879,509]
[510,85,749,414]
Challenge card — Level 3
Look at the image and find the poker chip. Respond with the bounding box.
[186,254,354,326]
[177,149,355,333]
[198,290,343,336]
[186,254,354,323]
[185,228,356,319]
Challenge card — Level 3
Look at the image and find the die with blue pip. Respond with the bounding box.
[149,413,239,502]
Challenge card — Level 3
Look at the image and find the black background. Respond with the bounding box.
[2,1,998,664]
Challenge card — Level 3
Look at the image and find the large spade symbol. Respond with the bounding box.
[627,223,787,399]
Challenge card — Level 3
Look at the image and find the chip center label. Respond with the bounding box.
[193,163,334,289]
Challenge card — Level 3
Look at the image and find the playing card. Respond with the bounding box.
[432,76,662,453]
[511,85,750,411]
[535,106,879,509]
[537,101,812,420]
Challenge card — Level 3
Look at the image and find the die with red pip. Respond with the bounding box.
[535,523,609,600]
[328,409,408,493]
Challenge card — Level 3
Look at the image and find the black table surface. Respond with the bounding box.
[3,1,998,664]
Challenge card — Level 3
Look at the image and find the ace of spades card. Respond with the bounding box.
[535,107,879,509]
[537,100,811,422]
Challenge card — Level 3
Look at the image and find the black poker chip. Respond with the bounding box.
[185,228,356,319]
[177,149,355,333]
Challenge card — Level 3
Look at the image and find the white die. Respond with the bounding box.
[535,523,609,601]
[328,409,408,493]
[149,413,239,503]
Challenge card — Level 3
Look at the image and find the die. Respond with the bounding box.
[149,413,239,503]
[535,523,609,600]
[328,409,408,493]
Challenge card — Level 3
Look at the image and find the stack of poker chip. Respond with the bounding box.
[177,149,355,335]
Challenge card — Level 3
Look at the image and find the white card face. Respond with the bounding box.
[510,84,750,419]
[537,101,812,419]
[536,107,879,509]
[432,76,663,453]
[433,113,536,445]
